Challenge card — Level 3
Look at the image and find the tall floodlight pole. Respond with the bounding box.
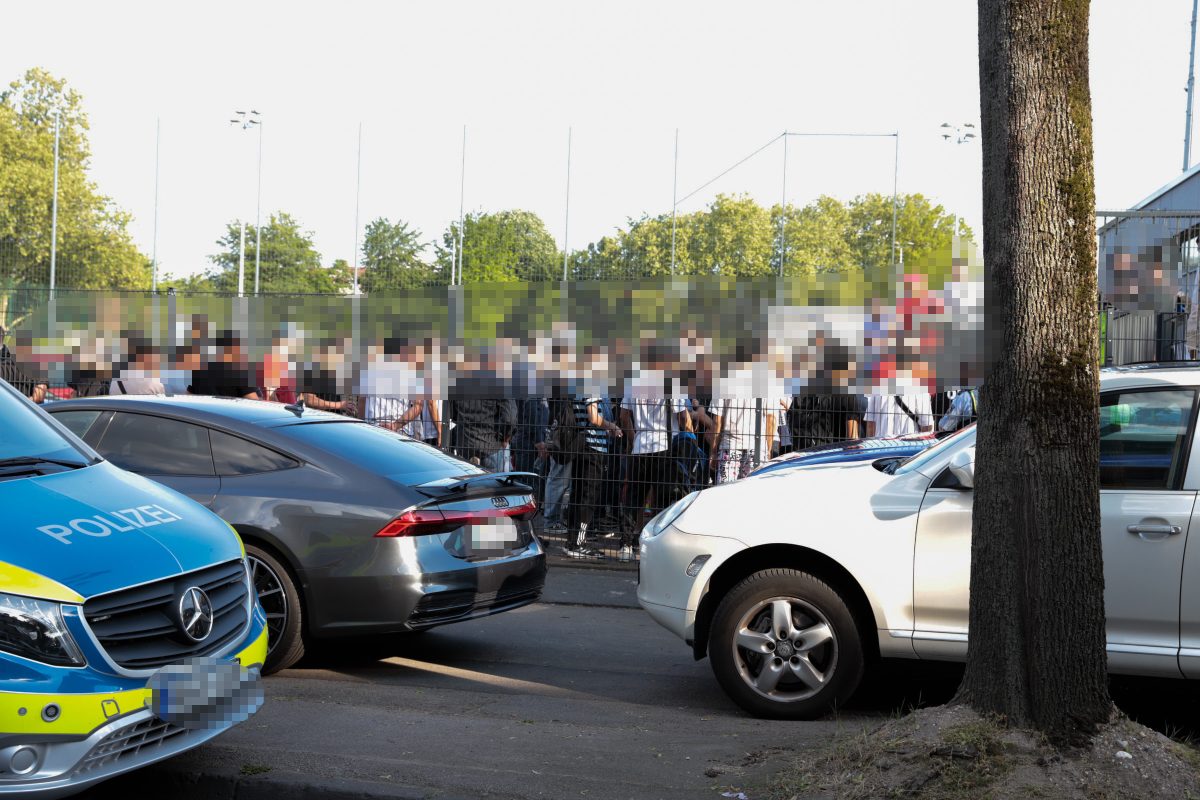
[563,127,572,281]
[939,122,977,243]
[670,129,679,275]
[49,111,61,297]
[778,130,788,276]
[891,132,900,269]
[229,110,262,294]
[1186,0,1199,171]
[353,122,363,295]
[456,125,467,286]
[237,221,246,297]
[254,118,263,294]
[152,117,161,293]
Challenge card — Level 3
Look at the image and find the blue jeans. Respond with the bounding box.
[481,446,512,473]
[543,458,571,524]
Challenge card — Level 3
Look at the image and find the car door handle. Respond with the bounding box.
[1127,523,1183,540]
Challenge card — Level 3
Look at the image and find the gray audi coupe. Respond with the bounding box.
[46,396,547,674]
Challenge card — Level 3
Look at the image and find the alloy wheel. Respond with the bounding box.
[248,555,288,657]
[731,596,838,702]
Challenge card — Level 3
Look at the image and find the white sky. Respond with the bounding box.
[1,0,1195,278]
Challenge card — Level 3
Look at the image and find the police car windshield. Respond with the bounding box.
[0,381,92,468]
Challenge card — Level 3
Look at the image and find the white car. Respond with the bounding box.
[638,365,1200,718]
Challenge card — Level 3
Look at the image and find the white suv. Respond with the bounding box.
[638,366,1200,718]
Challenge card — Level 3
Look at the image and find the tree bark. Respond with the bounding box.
[958,0,1111,741]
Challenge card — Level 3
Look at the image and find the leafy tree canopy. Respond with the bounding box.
[361,217,440,292]
[567,192,967,285]
[0,68,150,296]
[437,210,560,282]
[191,212,347,294]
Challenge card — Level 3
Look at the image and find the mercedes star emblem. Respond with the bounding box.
[178,586,214,642]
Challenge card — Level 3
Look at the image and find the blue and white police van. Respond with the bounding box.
[0,378,266,797]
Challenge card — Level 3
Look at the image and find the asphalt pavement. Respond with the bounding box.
[80,565,1200,799]
[83,565,860,800]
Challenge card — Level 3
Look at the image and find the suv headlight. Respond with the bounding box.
[0,593,85,667]
[643,491,700,540]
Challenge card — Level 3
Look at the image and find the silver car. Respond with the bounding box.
[638,364,1200,718]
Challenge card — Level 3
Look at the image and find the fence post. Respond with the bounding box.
[754,397,763,466]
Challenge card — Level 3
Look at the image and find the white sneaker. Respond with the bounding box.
[617,545,636,562]
[561,544,591,559]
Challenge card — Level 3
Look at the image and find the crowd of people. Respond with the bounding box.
[0,319,980,561]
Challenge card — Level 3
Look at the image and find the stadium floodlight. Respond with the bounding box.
[940,122,979,240]
[230,110,264,295]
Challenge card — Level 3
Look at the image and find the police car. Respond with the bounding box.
[0,378,266,797]
[639,366,1200,718]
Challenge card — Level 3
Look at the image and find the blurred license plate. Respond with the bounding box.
[148,657,263,730]
[468,523,519,557]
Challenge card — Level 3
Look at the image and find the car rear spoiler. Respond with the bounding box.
[414,471,538,499]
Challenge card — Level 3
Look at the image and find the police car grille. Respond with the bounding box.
[83,560,249,670]
[75,716,190,775]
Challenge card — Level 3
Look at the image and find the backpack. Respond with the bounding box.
[662,401,704,502]
[547,396,584,465]
[665,431,706,503]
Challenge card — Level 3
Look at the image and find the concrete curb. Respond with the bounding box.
[545,554,638,572]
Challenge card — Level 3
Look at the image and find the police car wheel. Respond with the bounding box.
[708,568,864,720]
[246,544,305,674]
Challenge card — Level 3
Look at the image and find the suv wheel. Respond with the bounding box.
[246,544,305,674]
[709,568,863,719]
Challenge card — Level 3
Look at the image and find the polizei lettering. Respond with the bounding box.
[36,505,184,545]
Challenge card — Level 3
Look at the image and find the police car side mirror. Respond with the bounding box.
[948,447,975,489]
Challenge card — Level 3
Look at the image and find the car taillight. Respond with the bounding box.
[375,499,537,537]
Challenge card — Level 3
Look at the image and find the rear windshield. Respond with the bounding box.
[285,421,483,483]
[0,382,91,464]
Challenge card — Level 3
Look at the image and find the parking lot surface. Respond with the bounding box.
[83,566,852,799]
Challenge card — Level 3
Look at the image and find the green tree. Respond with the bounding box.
[688,194,774,276]
[0,68,151,314]
[205,213,340,294]
[360,217,439,292]
[848,192,963,280]
[436,210,560,282]
[773,195,856,275]
[960,0,1109,742]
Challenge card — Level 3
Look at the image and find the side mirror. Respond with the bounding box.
[948,447,975,489]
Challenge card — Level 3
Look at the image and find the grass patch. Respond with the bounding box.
[240,763,272,776]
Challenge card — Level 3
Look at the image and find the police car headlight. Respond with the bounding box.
[642,491,700,540]
[0,593,85,667]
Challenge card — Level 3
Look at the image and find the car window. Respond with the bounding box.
[210,429,298,476]
[1100,389,1196,490]
[285,421,483,484]
[96,413,216,476]
[50,409,103,440]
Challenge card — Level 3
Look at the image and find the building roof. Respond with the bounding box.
[1129,163,1200,211]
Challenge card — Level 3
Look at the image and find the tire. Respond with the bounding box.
[708,568,864,719]
[245,544,305,674]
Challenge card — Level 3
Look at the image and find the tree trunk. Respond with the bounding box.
[958,0,1110,741]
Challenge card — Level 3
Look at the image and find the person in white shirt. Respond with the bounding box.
[864,393,934,438]
[618,347,691,555]
[110,342,165,396]
[710,363,782,484]
[357,338,424,434]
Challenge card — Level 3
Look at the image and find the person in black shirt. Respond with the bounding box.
[188,330,261,399]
